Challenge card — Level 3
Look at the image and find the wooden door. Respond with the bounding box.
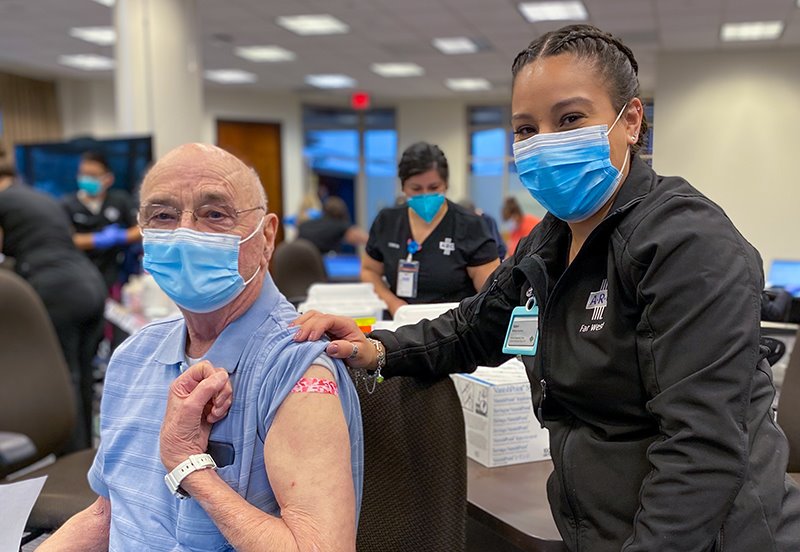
[216,120,284,244]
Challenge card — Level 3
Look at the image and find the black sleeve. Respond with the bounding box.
[620,195,762,551]
[365,210,386,262]
[461,212,499,267]
[370,243,526,379]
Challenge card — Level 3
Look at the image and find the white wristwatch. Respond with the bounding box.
[164,453,217,499]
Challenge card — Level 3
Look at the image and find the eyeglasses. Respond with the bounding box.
[138,203,266,232]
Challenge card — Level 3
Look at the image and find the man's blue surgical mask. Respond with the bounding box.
[78,176,103,196]
[406,192,445,224]
[142,217,264,313]
[513,104,630,223]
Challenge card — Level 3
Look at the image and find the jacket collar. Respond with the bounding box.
[606,154,657,216]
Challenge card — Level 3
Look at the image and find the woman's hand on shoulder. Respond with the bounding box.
[291,310,377,371]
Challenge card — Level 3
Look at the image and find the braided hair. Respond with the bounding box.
[512,24,648,153]
[398,142,449,185]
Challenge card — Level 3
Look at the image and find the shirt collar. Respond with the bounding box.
[154,272,283,372]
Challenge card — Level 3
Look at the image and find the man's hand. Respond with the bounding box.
[290,310,377,371]
[160,361,233,472]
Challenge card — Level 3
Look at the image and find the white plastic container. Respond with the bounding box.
[392,302,460,326]
[298,283,387,331]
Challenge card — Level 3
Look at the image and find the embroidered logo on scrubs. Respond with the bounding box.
[104,206,120,222]
[585,279,608,321]
[439,237,455,256]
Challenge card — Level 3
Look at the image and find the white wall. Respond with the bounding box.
[396,99,469,201]
[653,49,800,269]
[201,88,303,220]
[58,79,117,139]
[58,83,475,228]
[58,80,305,218]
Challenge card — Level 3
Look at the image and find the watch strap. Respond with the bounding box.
[164,453,217,499]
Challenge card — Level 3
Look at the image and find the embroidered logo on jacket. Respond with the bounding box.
[585,279,608,321]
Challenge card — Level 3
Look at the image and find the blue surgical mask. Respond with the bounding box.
[78,176,103,196]
[513,104,629,223]
[142,218,264,313]
[407,193,445,224]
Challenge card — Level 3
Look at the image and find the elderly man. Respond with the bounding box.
[40,144,363,551]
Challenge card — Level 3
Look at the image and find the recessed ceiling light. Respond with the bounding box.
[59,54,115,71]
[433,37,479,55]
[305,74,356,89]
[446,78,492,91]
[370,62,425,78]
[92,0,115,6]
[276,14,349,36]
[205,70,257,84]
[236,46,296,63]
[518,1,588,23]
[721,21,784,42]
[70,27,116,46]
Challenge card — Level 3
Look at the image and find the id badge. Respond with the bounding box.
[502,298,539,356]
[396,260,419,298]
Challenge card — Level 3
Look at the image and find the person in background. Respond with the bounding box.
[362,142,500,316]
[62,151,141,290]
[39,143,362,551]
[459,198,508,260]
[295,24,800,551]
[296,191,323,225]
[0,153,106,452]
[501,196,540,255]
[298,196,368,255]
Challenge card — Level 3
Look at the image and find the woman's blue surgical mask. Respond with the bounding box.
[142,217,264,313]
[78,176,103,196]
[512,104,630,223]
[406,192,445,224]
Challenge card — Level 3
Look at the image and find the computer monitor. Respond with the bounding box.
[767,259,800,297]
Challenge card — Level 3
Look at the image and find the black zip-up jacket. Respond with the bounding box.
[372,156,800,551]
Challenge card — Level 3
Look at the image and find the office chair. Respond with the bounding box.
[0,270,96,542]
[353,374,467,552]
[271,238,328,306]
[777,328,800,484]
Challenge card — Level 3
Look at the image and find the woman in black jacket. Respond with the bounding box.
[294,24,800,551]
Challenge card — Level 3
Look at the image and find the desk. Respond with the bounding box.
[467,459,566,552]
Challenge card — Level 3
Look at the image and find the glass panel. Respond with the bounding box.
[303,107,358,129]
[364,108,396,130]
[365,129,399,226]
[471,127,506,160]
[304,129,359,176]
[470,169,504,225]
[468,106,506,127]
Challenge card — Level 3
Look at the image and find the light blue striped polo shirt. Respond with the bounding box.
[88,273,363,551]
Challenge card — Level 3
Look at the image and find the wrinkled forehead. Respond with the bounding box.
[141,144,261,206]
